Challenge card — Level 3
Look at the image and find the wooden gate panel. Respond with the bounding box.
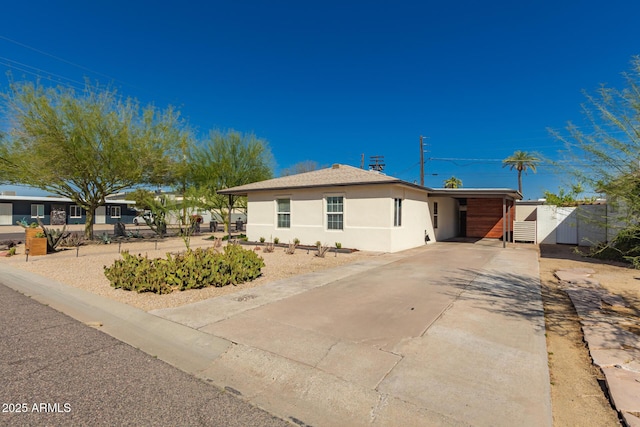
[466,198,513,239]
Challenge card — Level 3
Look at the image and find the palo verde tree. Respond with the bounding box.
[553,56,640,263]
[280,160,323,176]
[0,80,188,239]
[443,176,462,188]
[189,130,273,237]
[502,150,540,195]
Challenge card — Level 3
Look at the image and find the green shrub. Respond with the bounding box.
[587,224,640,267]
[273,237,279,244]
[104,251,172,294]
[259,237,266,243]
[293,237,300,245]
[104,245,265,294]
[222,233,247,241]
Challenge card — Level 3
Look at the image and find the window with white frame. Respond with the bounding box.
[326,196,344,230]
[394,198,402,227]
[110,206,121,218]
[277,198,290,228]
[31,204,44,218]
[70,205,82,218]
[433,202,438,229]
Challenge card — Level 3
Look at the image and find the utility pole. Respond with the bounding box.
[360,153,365,169]
[420,135,429,186]
[420,136,424,186]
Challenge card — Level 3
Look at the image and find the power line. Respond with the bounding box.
[429,157,504,163]
[0,35,125,85]
[0,57,86,89]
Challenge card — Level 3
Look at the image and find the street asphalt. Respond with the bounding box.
[0,283,289,427]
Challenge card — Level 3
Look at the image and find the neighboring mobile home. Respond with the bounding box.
[0,194,137,226]
[218,164,521,252]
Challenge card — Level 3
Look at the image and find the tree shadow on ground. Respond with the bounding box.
[428,266,546,332]
[539,244,632,268]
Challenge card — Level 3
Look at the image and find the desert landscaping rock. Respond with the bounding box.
[556,267,640,426]
[555,268,601,285]
[1,233,374,312]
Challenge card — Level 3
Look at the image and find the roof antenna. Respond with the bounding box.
[368,155,385,172]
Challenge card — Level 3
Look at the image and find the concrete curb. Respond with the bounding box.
[0,263,231,376]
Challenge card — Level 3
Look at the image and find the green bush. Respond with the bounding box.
[104,244,265,294]
[587,224,640,267]
[222,233,247,241]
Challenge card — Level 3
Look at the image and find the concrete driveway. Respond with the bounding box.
[152,241,552,426]
[0,236,551,426]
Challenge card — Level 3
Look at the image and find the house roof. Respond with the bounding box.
[0,195,136,205]
[217,164,424,195]
[427,188,522,200]
[217,164,522,201]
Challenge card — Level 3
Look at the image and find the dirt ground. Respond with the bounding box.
[539,244,640,427]
[0,233,378,311]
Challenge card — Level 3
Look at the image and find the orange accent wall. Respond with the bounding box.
[466,198,514,239]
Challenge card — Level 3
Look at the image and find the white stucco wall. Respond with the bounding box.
[429,197,458,242]
[245,184,431,252]
[537,205,558,244]
[389,186,431,252]
[516,205,538,221]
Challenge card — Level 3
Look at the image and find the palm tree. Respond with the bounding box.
[443,176,462,188]
[502,151,540,194]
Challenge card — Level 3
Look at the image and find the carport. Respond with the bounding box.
[428,188,522,247]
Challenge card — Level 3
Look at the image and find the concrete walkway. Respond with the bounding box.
[0,241,552,426]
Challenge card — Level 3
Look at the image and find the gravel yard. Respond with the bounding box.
[1,233,378,311]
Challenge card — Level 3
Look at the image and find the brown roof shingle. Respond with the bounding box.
[217,164,414,195]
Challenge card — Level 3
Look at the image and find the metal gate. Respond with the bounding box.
[556,207,578,244]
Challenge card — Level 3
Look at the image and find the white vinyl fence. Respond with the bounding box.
[536,204,608,245]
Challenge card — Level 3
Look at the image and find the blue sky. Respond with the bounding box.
[1,0,639,199]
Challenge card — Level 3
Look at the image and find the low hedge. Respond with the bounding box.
[104,244,265,294]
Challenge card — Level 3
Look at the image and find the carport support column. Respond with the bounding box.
[502,197,506,248]
[509,199,513,243]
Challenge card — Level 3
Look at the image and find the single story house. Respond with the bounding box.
[0,194,137,226]
[218,164,521,252]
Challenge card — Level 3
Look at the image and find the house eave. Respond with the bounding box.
[427,188,522,200]
[217,180,432,196]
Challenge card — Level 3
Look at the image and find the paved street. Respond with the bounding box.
[0,283,288,427]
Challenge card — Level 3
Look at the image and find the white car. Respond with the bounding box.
[132,213,153,225]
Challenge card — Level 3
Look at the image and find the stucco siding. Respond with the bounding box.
[430,197,458,241]
[390,187,431,252]
[245,184,430,252]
